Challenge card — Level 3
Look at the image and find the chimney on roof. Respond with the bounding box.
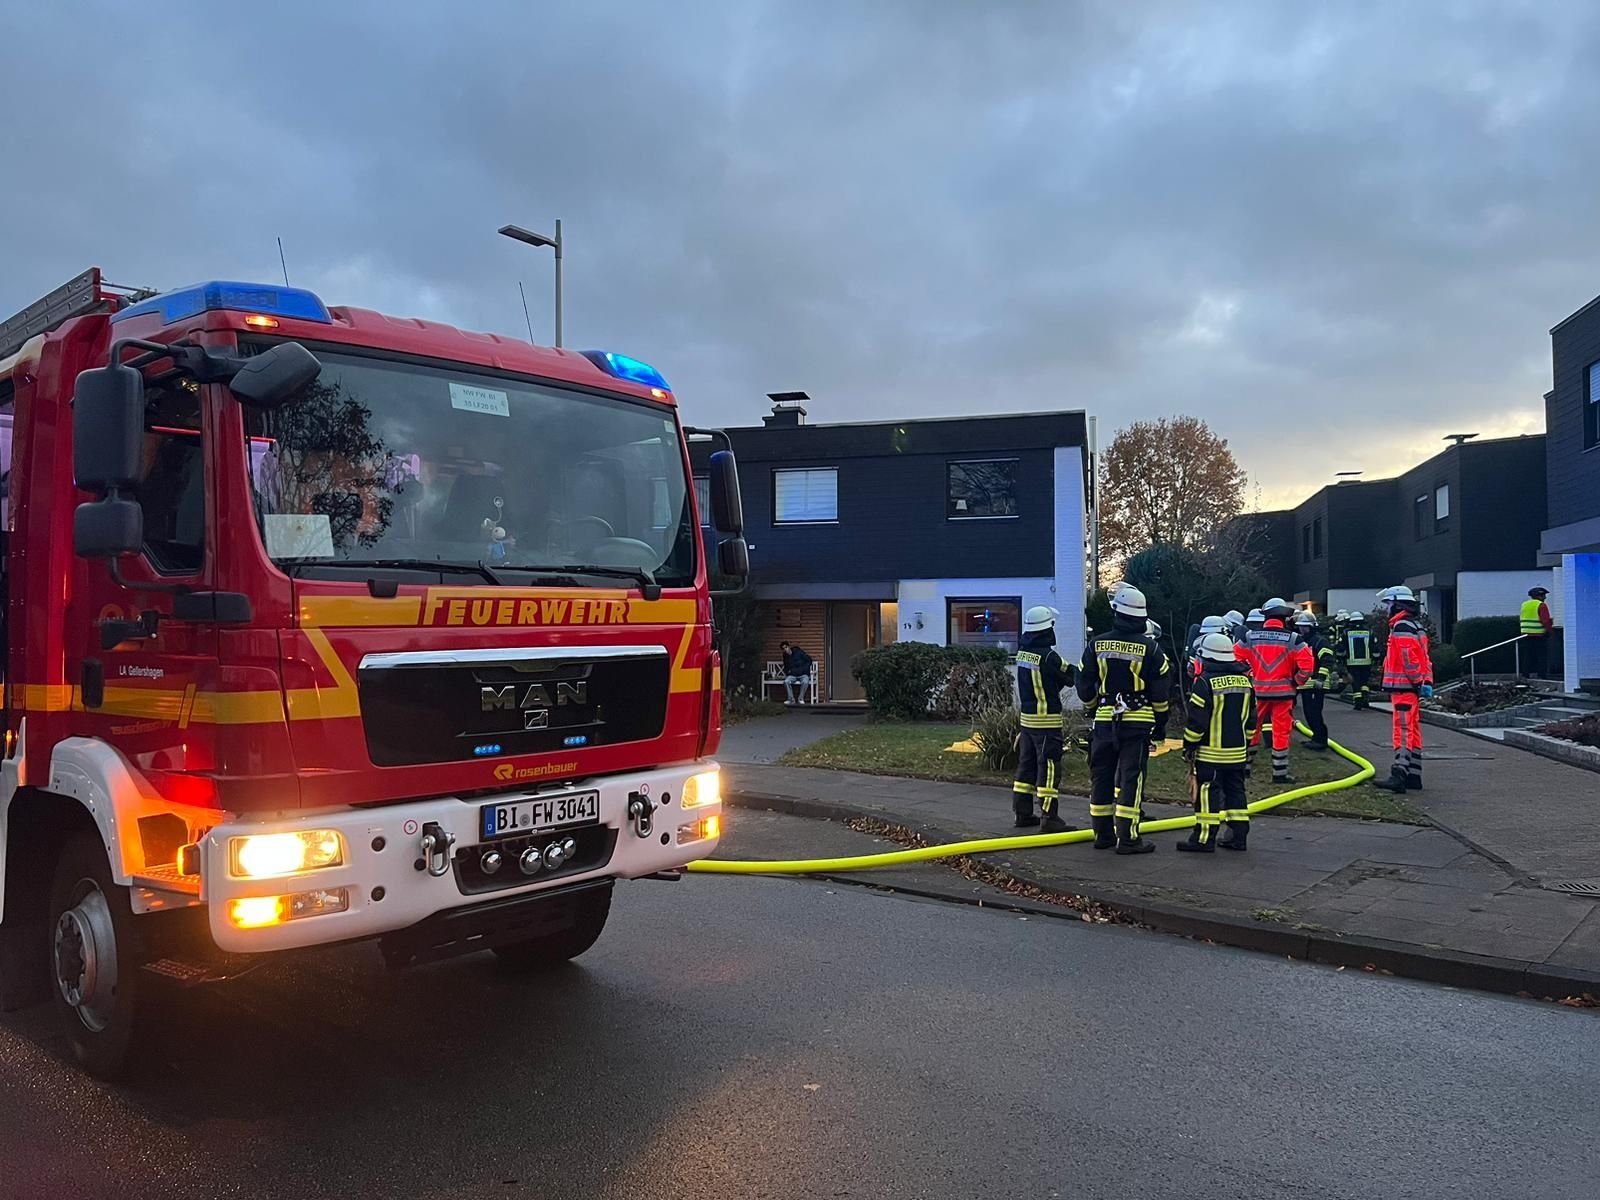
[764,391,809,428]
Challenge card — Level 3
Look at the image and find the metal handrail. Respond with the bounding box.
[1462,633,1528,682]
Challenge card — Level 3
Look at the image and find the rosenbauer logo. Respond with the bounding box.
[493,760,580,783]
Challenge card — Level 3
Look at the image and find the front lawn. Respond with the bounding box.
[776,722,1423,822]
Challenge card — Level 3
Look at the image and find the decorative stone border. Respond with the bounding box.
[1420,700,1549,730]
[1502,728,1600,773]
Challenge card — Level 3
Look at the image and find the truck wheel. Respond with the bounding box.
[48,831,142,1080]
[492,885,612,971]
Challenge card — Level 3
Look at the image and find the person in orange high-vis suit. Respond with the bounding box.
[1372,585,1434,793]
[1235,597,1314,783]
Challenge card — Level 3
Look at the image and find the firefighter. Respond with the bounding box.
[1245,607,1266,634]
[1076,584,1171,854]
[1223,609,1247,645]
[1520,586,1555,679]
[1344,611,1374,709]
[1330,610,1350,693]
[1293,610,1336,751]
[1013,605,1074,832]
[1236,597,1313,783]
[1178,633,1257,852]
[1190,615,1227,678]
[1373,586,1433,792]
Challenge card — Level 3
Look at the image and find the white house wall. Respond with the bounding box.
[1560,554,1600,691]
[1456,569,1561,623]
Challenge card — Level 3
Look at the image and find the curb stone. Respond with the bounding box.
[723,788,1600,1005]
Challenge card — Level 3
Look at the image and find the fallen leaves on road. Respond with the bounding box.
[841,816,1136,926]
[1558,993,1599,1008]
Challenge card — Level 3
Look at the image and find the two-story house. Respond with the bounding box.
[691,397,1089,701]
[1245,434,1553,641]
[1543,297,1600,691]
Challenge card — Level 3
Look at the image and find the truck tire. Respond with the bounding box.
[48,831,143,1080]
[491,884,612,971]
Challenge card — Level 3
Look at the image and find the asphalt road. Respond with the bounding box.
[1,812,1596,1200]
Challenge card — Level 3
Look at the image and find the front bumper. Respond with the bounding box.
[199,762,719,953]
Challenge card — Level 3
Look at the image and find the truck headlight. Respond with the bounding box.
[677,814,721,844]
[682,770,720,809]
[227,887,350,929]
[231,830,344,879]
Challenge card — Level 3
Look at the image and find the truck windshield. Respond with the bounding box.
[242,347,697,587]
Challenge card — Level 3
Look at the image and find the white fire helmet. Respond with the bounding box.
[1111,584,1148,618]
[1199,633,1238,664]
[1022,605,1058,633]
[1199,615,1227,635]
[1293,610,1318,628]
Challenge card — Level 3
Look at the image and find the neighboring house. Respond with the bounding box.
[1543,297,1600,691]
[691,397,1089,701]
[1243,435,1553,641]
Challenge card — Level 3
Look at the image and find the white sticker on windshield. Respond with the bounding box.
[264,513,335,559]
[449,382,511,417]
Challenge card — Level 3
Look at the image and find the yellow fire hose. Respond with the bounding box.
[687,722,1374,875]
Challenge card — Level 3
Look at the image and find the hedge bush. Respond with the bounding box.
[1451,616,1521,673]
[853,642,1011,720]
[1432,644,1462,684]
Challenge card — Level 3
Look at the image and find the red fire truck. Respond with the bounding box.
[0,269,747,1076]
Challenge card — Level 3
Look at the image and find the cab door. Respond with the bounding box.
[67,376,222,782]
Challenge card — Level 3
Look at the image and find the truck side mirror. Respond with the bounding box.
[709,449,744,534]
[717,535,749,580]
[229,342,321,410]
[74,498,144,559]
[73,362,144,492]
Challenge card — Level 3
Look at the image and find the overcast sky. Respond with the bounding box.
[4,1,1596,508]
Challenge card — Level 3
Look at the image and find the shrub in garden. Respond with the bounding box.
[1541,713,1600,748]
[1451,616,1520,673]
[853,643,1011,720]
[1426,681,1535,715]
[972,704,1020,771]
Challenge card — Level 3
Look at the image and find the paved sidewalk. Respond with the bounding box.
[717,711,864,764]
[720,714,1600,997]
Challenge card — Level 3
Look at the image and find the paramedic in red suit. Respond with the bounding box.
[1235,597,1313,783]
[1372,586,1434,793]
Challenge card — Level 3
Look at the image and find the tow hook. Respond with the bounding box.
[418,822,455,876]
[627,791,656,839]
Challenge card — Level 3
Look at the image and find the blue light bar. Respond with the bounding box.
[580,349,670,392]
[112,280,332,326]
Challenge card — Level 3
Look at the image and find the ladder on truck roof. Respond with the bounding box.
[0,268,158,361]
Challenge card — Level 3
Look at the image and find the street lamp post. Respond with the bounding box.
[498,220,563,347]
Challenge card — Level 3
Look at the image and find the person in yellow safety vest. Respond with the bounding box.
[1330,610,1350,692]
[1344,612,1374,709]
[1076,583,1172,854]
[1178,633,1258,853]
[1293,610,1336,751]
[1013,606,1075,833]
[1520,586,1555,679]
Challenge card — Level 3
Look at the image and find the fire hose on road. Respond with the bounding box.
[687,722,1374,875]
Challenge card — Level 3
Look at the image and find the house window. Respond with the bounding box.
[947,459,1019,519]
[1434,483,1450,531]
[1301,525,1312,564]
[947,598,1021,655]
[693,476,711,527]
[1312,516,1323,559]
[1587,361,1599,449]
[1413,494,1429,540]
[773,468,837,523]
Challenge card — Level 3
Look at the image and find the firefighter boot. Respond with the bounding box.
[1040,813,1071,834]
[1091,816,1117,850]
[1114,818,1155,855]
[1175,831,1214,853]
[1372,767,1408,793]
[1219,821,1249,852]
[1013,813,1041,829]
[1406,766,1423,791]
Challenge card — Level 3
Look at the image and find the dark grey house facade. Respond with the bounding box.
[1543,297,1600,689]
[691,399,1088,700]
[1248,435,1551,640]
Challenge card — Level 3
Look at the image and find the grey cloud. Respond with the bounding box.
[4,0,1598,505]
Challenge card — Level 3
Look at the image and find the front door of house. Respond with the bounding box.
[827,602,878,701]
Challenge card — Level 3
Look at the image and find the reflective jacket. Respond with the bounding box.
[1520,598,1552,637]
[1297,632,1337,691]
[1345,626,1373,668]
[1381,613,1433,693]
[1234,620,1313,700]
[1015,630,1072,730]
[1183,664,1257,766]
[1076,619,1172,736]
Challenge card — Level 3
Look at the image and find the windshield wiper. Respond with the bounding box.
[502,563,662,600]
[306,558,507,585]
